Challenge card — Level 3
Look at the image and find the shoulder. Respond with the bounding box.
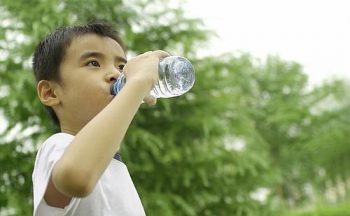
[38,133,74,154]
[33,132,75,174]
[32,133,75,215]
[43,133,74,146]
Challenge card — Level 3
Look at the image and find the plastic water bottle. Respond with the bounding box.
[110,56,195,98]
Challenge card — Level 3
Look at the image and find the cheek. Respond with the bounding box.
[63,76,98,97]
[59,73,108,107]
[70,84,108,111]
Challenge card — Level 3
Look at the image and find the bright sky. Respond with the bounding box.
[184,0,350,87]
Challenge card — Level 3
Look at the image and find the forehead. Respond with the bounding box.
[63,33,126,61]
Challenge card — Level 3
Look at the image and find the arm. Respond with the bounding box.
[47,51,169,201]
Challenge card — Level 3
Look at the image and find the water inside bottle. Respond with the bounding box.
[150,56,195,98]
[110,56,195,98]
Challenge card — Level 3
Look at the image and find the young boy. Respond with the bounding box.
[32,20,169,215]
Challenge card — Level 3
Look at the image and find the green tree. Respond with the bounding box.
[1,0,350,215]
[0,0,209,215]
[1,0,269,215]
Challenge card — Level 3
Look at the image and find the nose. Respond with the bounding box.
[106,68,121,83]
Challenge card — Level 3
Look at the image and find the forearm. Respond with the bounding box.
[53,80,149,196]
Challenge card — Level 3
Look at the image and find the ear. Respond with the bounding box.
[37,80,60,106]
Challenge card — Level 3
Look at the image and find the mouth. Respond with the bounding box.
[107,89,115,100]
[109,83,116,97]
[110,83,118,96]
[109,92,115,98]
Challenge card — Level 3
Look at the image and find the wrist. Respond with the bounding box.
[123,78,153,98]
[126,76,154,92]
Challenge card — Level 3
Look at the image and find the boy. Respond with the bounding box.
[32,20,169,215]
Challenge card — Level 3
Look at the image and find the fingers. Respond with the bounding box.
[152,50,171,60]
[143,50,170,60]
[143,95,157,106]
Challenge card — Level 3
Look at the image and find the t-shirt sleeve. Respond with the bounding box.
[32,133,74,215]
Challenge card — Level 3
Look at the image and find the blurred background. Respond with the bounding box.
[0,0,349,215]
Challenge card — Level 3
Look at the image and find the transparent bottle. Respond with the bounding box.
[110,56,195,98]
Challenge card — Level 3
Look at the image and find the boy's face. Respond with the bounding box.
[54,34,127,134]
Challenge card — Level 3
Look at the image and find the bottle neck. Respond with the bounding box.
[111,73,126,96]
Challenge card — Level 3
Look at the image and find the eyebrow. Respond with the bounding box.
[79,51,127,63]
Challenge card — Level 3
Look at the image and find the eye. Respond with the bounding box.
[87,60,100,67]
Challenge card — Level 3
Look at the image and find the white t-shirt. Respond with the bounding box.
[32,133,146,216]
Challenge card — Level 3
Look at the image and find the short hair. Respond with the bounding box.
[32,20,126,127]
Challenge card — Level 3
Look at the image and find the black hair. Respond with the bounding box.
[32,20,126,127]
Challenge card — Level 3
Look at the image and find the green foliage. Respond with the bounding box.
[284,200,350,216]
[1,0,350,215]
